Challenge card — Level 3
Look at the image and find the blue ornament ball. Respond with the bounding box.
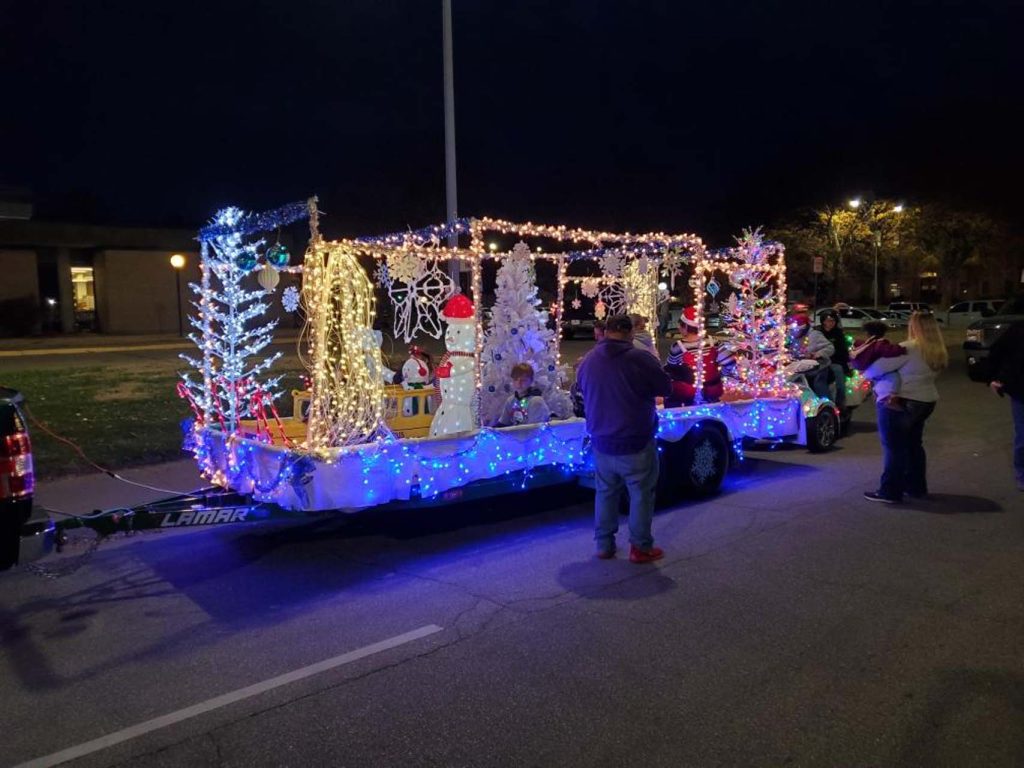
[548,364,555,372]
[511,327,518,335]
[266,243,290,268]
[495,353,502,361]
[487,385,495,393]
[237,251,259,271]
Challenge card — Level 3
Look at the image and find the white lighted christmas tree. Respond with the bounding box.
[479,243,573,425]
[180,206,283,433]
[715,227,792,396]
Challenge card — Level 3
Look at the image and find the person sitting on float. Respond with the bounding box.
[816,309,850,408]
[788,313,835,398]
[663,306,724,407]
[495,362,551,427]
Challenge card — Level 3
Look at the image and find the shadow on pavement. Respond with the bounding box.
[907,493,1003,515]
[556,559,677,600]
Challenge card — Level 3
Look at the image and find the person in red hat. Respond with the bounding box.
[663,307,723,406]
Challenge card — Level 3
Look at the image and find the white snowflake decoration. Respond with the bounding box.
[691,438,718,483]
[600,251,624,277]
[581,278,600,299]
[386,252,426,284]
[597,282,628,316]
[570,298,582,310]
[391,260,456,343]
[281,285,301,313]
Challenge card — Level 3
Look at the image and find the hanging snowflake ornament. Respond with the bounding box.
[281,285,301,313]
[660,247,687,278]
[599,251,624,278]
[594,299,607,320]
[570,298,582,310]
[386,252,426,284]
[581,277,600,299]
[374,261,391,288]
[597,282,628,316]
[706,277,720,298]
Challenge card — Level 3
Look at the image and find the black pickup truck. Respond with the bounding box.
[963,296,1024,381]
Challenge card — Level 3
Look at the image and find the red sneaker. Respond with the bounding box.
[629,545,664,564]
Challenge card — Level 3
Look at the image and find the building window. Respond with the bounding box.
[71,266,96,329]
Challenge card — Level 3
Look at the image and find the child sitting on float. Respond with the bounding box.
[494,362,551,427]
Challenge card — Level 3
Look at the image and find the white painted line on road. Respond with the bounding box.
[13,624,444,768]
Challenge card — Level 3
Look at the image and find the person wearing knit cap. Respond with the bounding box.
[789,313,835,399]
[663,307,723,406]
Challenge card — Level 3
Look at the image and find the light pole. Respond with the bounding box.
[442,0,459,281]
[170,254,186,336]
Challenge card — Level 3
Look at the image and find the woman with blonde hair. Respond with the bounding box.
[862,311,948,503]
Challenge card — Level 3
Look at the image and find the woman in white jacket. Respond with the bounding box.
[862,312,948,503]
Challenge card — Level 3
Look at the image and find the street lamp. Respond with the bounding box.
[848,198,861,210]
[170,254,186,337]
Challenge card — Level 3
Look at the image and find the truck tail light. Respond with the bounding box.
[0,432,34,499]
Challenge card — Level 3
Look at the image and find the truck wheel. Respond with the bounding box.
[677,427,729,497]
[807,406,839,452]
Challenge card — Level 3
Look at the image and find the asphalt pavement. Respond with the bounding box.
[1,353,1022,768]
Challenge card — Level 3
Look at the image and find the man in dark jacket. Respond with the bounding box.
[577,314,672,562]
[988,321,1024,490]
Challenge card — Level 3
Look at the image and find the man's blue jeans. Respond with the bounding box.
[594,441,659,552]
[1011,395,1024,483]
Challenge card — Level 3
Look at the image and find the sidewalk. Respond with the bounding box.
[34,459,207,517]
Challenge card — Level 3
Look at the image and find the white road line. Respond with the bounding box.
[13,624,444,768]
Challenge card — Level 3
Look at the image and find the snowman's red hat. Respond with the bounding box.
[443,293,475,320]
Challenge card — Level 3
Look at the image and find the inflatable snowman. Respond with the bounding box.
[429,294,478,437]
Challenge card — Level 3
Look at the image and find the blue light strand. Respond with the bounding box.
[355,219,472,247]
[199,200,311,241]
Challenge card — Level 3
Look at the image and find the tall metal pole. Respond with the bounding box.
[443,0,460,282]
[872,231,880,310]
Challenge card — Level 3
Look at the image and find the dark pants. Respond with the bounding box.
[1012,395,1024,483]
[876,398,936,500]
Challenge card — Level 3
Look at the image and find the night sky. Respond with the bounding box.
[2,0,1020,244]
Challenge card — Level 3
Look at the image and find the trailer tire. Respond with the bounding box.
[807,406,839,452]
[669,426,729,498]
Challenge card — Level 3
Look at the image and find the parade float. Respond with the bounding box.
[176,199,850,513]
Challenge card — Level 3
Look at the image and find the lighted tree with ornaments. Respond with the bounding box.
[479,243,573,425]
[714,227,792,397]
[180,206,284,433]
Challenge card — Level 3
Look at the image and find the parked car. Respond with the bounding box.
[963,296,1024,381]
[944,299,1003,329]
[1,387,38,569]
[888,301,932,314]
[814,306,897,331]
